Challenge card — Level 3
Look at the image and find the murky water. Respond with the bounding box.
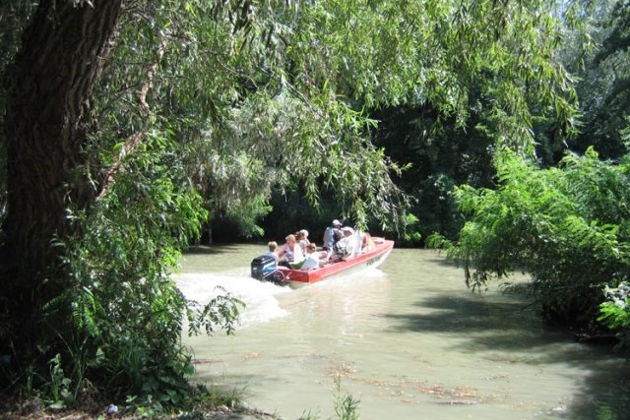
[177,245,630,420]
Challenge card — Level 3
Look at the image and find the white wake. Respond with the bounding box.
[176,268,291,328]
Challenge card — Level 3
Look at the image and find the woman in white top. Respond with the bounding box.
[334,226,356,260]
[278,234,304,268]
[300,243,320,271]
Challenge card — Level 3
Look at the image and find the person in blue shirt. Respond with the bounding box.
[265,241,279,262]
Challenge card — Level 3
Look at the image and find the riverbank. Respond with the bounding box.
[1,400,282,420]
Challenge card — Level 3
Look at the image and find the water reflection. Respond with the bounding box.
[383,258,630,419]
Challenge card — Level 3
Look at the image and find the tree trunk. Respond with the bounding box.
[2,0,122,366]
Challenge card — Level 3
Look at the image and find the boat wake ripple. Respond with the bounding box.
[176,268,291,328]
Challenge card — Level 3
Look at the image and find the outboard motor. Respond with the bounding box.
[250,254,277,281]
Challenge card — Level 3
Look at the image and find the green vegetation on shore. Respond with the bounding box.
[429,147,630,343]
[0,0,628,416]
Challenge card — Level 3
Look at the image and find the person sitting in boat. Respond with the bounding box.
[278,234,305,268]
[296,229,310,253]
[300,242,321,271]
[329,227,347,261]
[265,241,279,262]
[323,219,342,254]
[360,232,375,253]
[332,226,357,261]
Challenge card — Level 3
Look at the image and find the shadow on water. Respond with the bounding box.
[186,244,246,255]
[384,293,630,420]
[193,371,289,398]
[387,295,561,352]
[423,256,460,268]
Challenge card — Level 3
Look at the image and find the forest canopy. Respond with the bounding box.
[1,0,626,413]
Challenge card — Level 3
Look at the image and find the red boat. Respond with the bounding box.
[251,237,394,287]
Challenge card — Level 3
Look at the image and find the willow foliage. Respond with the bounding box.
[50,132,243,405]
[1,0,579,230]
[285,0,577,151]
[0,0,585,407]
[89,0,579,231]
[557,0,630,160]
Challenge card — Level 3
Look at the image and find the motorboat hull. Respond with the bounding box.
[277,239,394,287]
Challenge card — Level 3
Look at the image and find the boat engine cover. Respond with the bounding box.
[251,254,277,280]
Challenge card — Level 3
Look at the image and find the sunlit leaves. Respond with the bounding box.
[0,0,603,404]
[565,0,630,159]
[62,130,211,399]
[599,281,630,349]
[76,0,583,242]
[285,0,577,152]
[446,148,630,325]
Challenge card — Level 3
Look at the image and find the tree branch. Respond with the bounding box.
[96,30,169,201]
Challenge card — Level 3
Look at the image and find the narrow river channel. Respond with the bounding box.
[177,244,629,420]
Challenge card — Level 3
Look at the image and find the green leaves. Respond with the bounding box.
[565,0,630,160]
[59,129,214,403]
[186,289,245,337]
[447,148,630,326]
[599,283,630,328]
[81,0,582,241]
[0,0,597,404]
[599,281,630,349]
[47,354,73,410]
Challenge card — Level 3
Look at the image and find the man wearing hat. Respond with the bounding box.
[322,219,342,254]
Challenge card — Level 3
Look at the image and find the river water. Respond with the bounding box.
[177,244,629,420]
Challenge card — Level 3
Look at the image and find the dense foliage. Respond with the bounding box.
[420,0,630,350]
[370,104,495,246]
[433,148,630,339]
[259,0,580,244]
[0,0,609,413]
[61,132,244,407]
[566,0,630,160]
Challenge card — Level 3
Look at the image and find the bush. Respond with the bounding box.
[444,147,630,330]
[599,282,630,349]
[25,130,244,411]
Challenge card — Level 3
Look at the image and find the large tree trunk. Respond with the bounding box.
[2,0,122,368]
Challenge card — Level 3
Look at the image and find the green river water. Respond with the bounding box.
[177,244,629,420]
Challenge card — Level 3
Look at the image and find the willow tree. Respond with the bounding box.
[567,0,630,159]
[1,0,578,405]
[4,0,120,295]
[1,1,126,399]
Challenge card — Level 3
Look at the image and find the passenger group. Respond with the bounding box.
[265,219,374,271]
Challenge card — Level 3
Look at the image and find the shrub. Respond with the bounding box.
[444,147,630,330]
